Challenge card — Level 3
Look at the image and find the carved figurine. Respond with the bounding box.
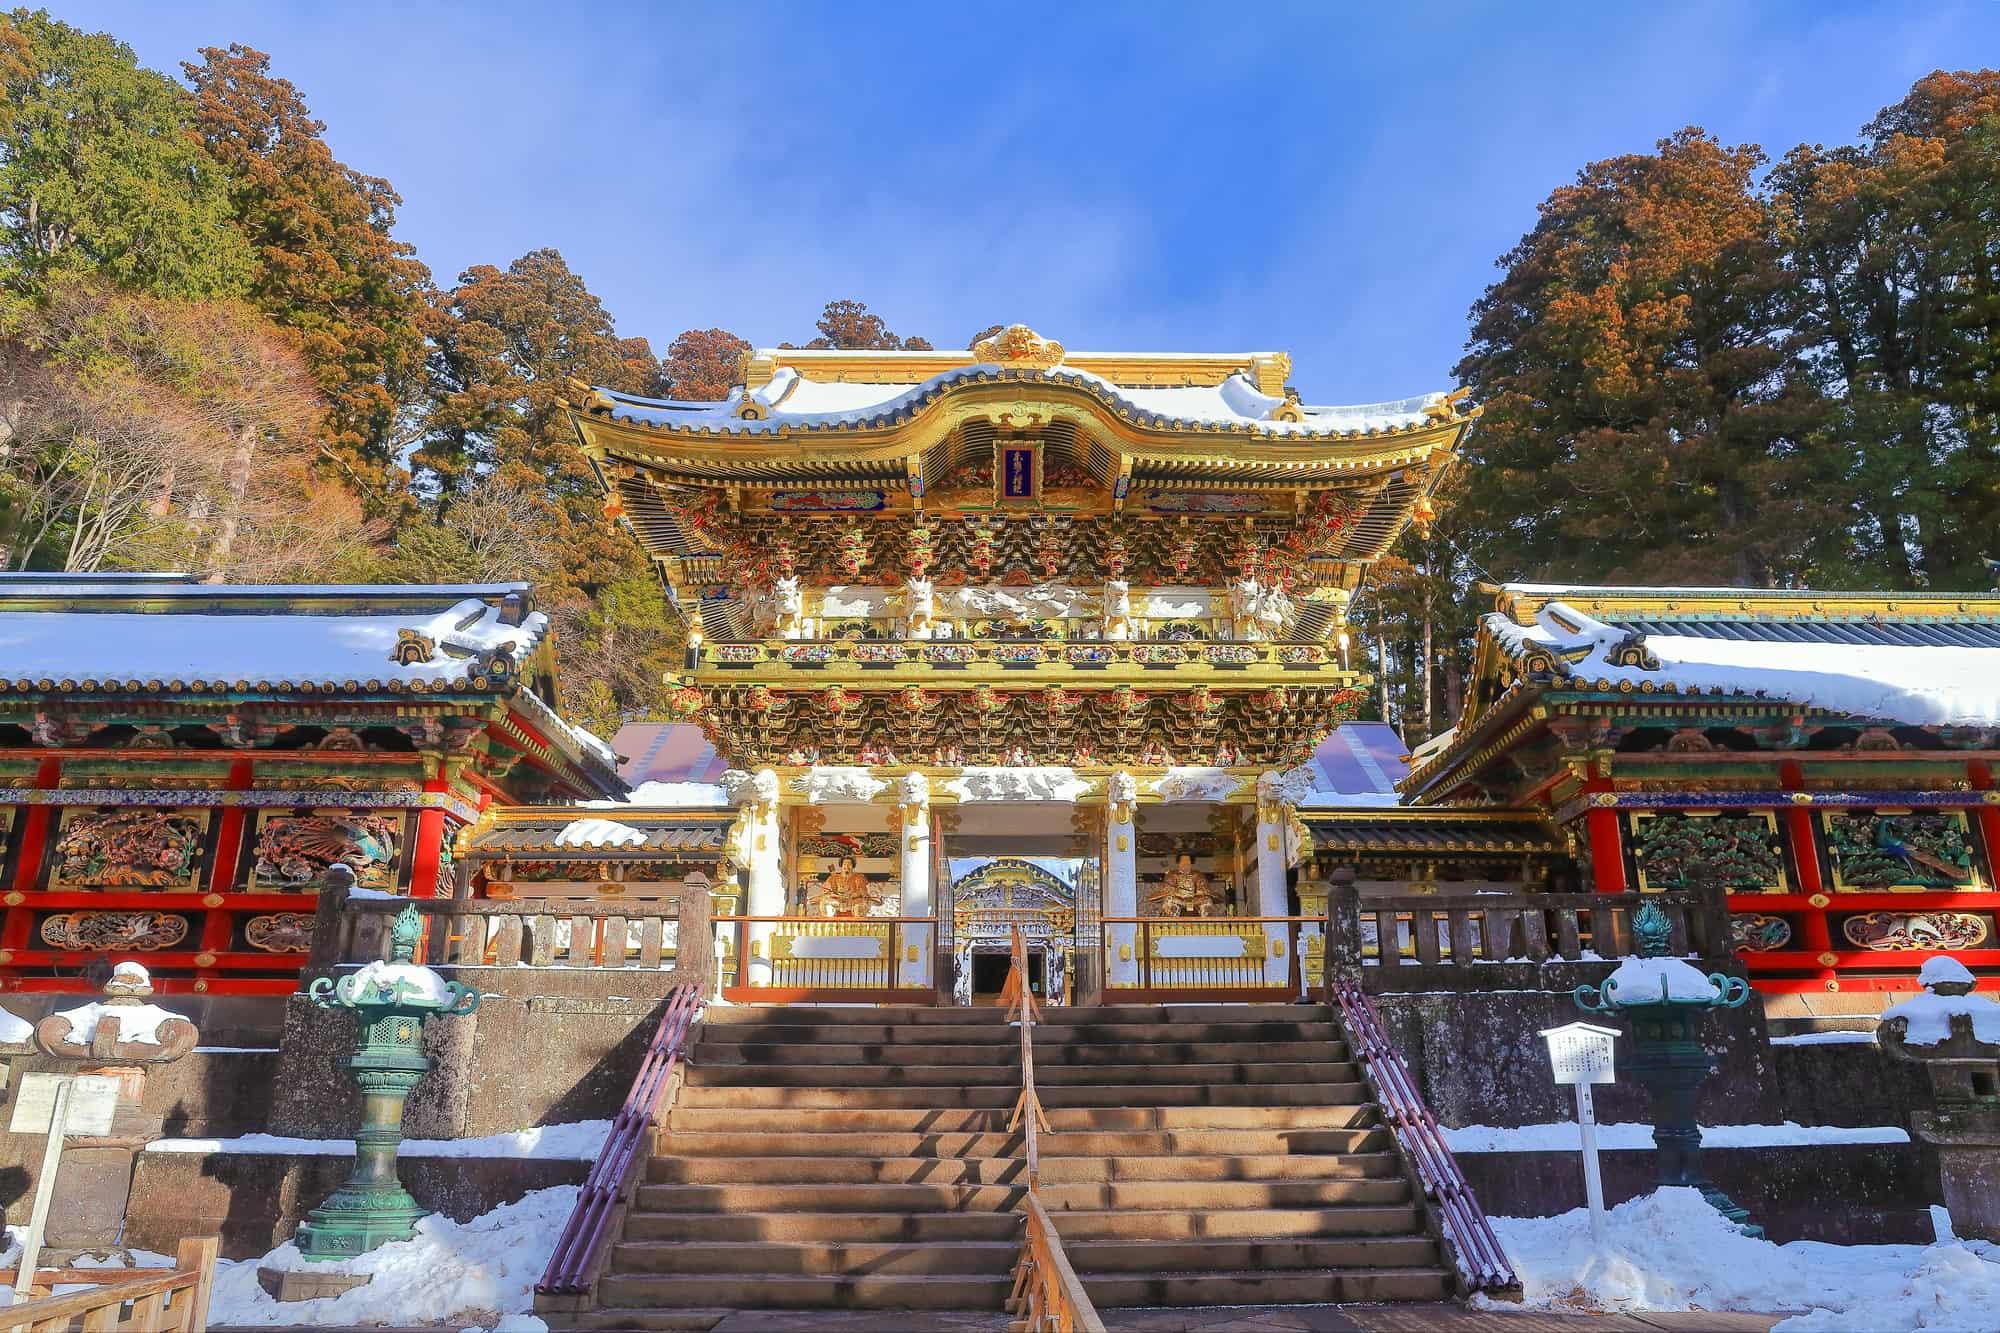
[902,576,938,640]
[814,854,880,918]
[1101,579,1133,641]
[1150,853,1224,916]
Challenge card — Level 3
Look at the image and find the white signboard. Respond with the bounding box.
[1540,1022,1619,1247]
[10,1072,117,1136]
[1540,1021,1619,1086]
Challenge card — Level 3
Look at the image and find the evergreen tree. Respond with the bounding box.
[793,298,932,350]
[0,10,250,302]
[414,248,677,733]
[182,45,432,495]
[662,327,750,399]
[1455,128,1834,589]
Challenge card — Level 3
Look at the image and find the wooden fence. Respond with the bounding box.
[0,1237,216,1333]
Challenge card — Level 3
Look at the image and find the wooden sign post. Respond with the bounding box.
[1539,1021,1619,1247]
[8,1072,119,1294]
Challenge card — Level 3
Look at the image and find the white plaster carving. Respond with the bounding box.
[1259,764,1319,807]
[1108,769,1139,806]
[897,770,931,807]
[1149,768,1245,802]
[902,577,939,640]
[944,766,1090,803]
[721,768,780,807]
[1101,579,1133,641]
[790,766,889,804]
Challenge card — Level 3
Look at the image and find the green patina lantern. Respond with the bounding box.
[295,905,480,1260]
[1574,899,1760,1234]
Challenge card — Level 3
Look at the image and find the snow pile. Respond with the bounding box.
[1490,1187,2000,1330]
[344,960,452,1005]
[586,779,730,809]
[1600,955,1725,1004]
[1444,1121,1906,1152]
[0,1007,33,1045]
[48,999,183,1046]
[1881,990,2000,1046]
[206,1185,573,1328]
[552,818,648,849]
[1771,1030,1875,1046]
[1920,955,1977,989]
[147,1120,611,1160]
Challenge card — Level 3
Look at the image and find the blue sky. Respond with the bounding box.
[54,1,2000,402]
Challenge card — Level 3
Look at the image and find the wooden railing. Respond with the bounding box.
[314,892,683,970]
[0,1237,217,1332]
[537,982,706,1304]
[716,914,937,1003]
[1328,976,1519,1297]
[1101,915,1316,1002]
[1004,927,1104,1333]
[1324,887,1732,993]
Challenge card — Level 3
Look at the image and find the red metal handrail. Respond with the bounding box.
[537,982,706,1296]
[1329,975,1518,1295]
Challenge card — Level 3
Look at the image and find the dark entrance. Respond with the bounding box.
[971,950,1044,999]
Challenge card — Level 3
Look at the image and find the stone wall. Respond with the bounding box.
[1461,1143,1940,1245]
[124,1151,587,1258]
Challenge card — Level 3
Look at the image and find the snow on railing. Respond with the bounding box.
[1329,975,1520,1296]
[537,982,705,1298]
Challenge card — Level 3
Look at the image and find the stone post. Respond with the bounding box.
[1877,956,2000,1242]
[32,962,199,1249]
[896,772,933,990]
[1255,772,1292,986]
[1105,769,1139,987]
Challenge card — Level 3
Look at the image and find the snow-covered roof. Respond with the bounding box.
[1484,600,2000,727]
[1295,723,1412,808]
[588,365,1450,442]
[0,577,547,694]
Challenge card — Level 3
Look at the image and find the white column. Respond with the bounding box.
[896,772,932,989]
[1106,770,1139,987]
[1256,775,1292,985]
[732,769,785,985]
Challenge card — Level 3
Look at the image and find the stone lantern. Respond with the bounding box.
[290,904,480,1263]
[1574,899,1759,1234]
[32,962,199,1248]
[1876,954,2000,1242]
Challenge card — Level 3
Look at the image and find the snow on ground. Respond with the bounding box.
[1444,1121,1907,1152]
[585,779,729,808]
[206,1185,571,1329]
[1487,1187,2000,1331]
[1770,1030,1876,1046]
[47,998,183,1045]
[146,1120,610,1160]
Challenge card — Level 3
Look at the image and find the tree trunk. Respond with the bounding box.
[207,424,258,580]
[1375,632,1391,724]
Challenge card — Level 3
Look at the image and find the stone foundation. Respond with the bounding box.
[125,1150,588,1258]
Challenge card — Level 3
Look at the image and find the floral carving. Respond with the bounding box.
[245,912,315,953]
[1632,813,1784,892]
[1842,911,1989,951]
[253,813,401,889]
[54,810,205,889]
[971,324,1065,369]
[1727,913,1792,953]
[40,911,189,951]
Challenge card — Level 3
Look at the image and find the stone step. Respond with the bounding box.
[595,1272,1014,1311]
[664,1106,1014,1134]
[659,1130,1024,1158]
[674,1081,1371,1109]
[655,1126,1387,1158]
[609,1239,1019,1277]
[1042,1103,1377,1131]
[1050,1204,1427,1241]
[1035,1152,1403,1184]
[1040,1004,1316,1024]
[1081,1266,1453,1308]
[633,1182,1026,1214]
[693,1039,1343,1066]
[682,1062,1360,1089]
[623,1211,1021,1244]
[1063,1235,1441,1273]
[703,1006,1010,1027]
[1035,1020,1341,1043]
[1035,1177,1411,1212]
[647,1156,1028,1186]
[645,1151,1401,1187]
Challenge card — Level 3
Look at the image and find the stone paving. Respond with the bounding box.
[226,1307,1786,1333]
[688,1307,1785,1332]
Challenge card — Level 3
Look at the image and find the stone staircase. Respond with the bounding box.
[564,1002,1452,1328]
